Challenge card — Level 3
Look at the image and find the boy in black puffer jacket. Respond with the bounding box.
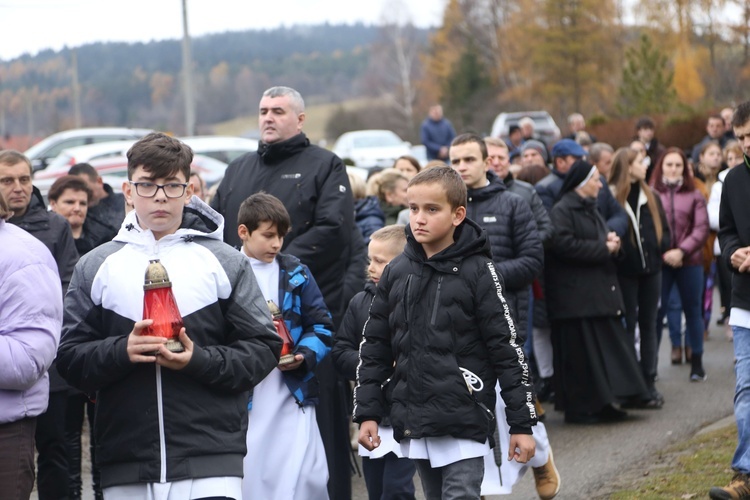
[354,167,536,499]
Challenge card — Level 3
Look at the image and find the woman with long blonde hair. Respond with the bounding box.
[610,147,670,407]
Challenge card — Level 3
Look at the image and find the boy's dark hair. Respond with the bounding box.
[68,162,99,181]
[732,101,750,129]
[127,132,192,181]
[635,116,655,131]
[451,133,488,160]
[48,175,93,202]
[0,150,32,174]
[407,166,467,210]
[237,192,291,235]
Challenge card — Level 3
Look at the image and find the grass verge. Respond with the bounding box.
[607,423,736,499]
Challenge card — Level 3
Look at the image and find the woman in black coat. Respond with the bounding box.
[609,147,670,408]
[546,161,649,424]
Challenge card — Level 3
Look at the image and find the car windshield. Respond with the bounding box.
[506,116,552,128]
[351,133,401,148]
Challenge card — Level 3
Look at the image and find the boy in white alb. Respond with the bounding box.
[237,193,333,500]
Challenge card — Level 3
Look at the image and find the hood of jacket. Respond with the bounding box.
[113,196,224,248]
[363,280,378,297]
[257,133,310,164]
[404,216,491,272]
[355,196,385,219]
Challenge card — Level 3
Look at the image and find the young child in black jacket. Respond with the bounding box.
[353,166,537,499]
[333,224,417,499]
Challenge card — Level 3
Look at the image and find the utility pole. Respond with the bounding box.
[71,49,82,128]
[181,0,195,136]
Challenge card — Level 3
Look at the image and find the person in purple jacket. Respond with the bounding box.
[650,147,710,381]
[0,191,63,500]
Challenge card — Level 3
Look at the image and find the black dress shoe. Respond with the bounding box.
[621,397,664,410]
[598,404,628,421]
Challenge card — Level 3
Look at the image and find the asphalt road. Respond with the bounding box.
[484,311,737,500]
[41,298,736,500]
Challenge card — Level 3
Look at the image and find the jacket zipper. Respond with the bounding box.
[669,187,677,249]
[155,365,167,482]
[403,274,412,329]
[430,276,443,326]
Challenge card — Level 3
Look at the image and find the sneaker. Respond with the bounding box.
[690,370,708,382]
[690,353,707,382]
[709,472,750,499]
[533,448,561,500]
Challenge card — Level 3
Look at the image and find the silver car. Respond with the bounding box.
[490,111,561,145]
[25,127,152,172]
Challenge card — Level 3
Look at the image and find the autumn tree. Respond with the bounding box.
[362,0,425,139]
[420,0,468,108]
[618,34,677,116]
[527,0,621,118]
[441,40,493,131]
[633,0,734,105]
[728,0,750,65]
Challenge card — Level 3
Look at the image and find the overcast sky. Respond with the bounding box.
[0,0,446,61]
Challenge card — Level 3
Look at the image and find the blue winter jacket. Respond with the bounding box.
[420,117,456,160]
[354,196,385,244]
[250,252,334,408]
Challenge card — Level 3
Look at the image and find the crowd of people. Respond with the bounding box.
[0,87,749,500]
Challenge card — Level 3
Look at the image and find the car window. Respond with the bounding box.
[92,135,136,144]
[352,134,401,148]
[224,150,253,162]
[42,138,90,159]
[505,116,553,130]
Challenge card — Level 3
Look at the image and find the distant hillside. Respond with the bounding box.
[0,24,430,138]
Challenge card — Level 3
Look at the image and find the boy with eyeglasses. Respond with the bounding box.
[58,132,282,499]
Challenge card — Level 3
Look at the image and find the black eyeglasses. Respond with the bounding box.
[129,181,188,199]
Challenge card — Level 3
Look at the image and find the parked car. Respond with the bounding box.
[38,140,137,176]
[24,127,152,172]
[180,136,258,164]
[36,153,228,202]
[332,130,412,169]
[490,111,561,145]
